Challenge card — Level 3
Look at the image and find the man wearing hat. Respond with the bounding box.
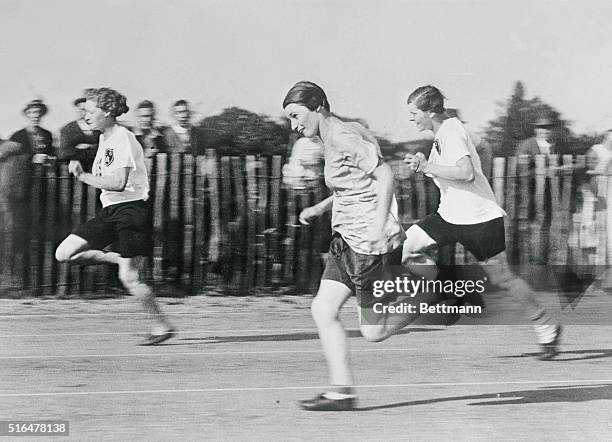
[9,99,55,163]
[58,96,99,171]
[516,114,559,156]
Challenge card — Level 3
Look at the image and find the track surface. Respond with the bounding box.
[1,291,611,441]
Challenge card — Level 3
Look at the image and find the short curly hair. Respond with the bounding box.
[85,87,129,117]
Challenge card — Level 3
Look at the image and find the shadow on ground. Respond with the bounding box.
[357,383,612,411]
[169,328,441,345]
[501,348,612,362]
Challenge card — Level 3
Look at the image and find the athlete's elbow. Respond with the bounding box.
[463,172,475,182]
[112,181,128,192]
[458,168,475,182]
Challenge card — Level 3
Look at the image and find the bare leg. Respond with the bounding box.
[55,234,120,266]
[117,256,173,334]
[311,280,354,387]
[358,288,441,343]
[482,251,559,345]
[402,225,439,280]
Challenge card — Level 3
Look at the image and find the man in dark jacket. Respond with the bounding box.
[516,115,560,156]
[10,99,55,163]
[162,99,203,155]
[57,97,99,171]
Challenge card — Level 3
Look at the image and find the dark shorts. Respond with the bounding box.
[417,212,505,261]
[73,200,152,258]
[321,233,402,308]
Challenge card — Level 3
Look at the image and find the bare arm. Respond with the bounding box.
[299,195,333,225]
[406,153,475,182]
[371,162,395,227]
[70,161,130,191]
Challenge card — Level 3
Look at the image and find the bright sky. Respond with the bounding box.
[1,0,611,142]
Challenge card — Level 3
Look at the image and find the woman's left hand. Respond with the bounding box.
[404,152,429,173]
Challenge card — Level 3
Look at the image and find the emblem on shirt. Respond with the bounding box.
[104,148,114,167]
[433,139,441,155]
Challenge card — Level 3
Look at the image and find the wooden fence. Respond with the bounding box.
[0,152,607,297]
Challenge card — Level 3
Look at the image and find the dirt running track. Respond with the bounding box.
[1,289,611,441]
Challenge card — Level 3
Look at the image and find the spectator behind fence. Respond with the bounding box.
[58,96,99,171]
[162,99,202,155]
[0,138,31,289]
[445,108,493,179]
[282,135,331,264]
[10,99,55,163]
[516,113,560,156]
[161,99,203,281]
[133,100,165,158]
[580,131,612,279]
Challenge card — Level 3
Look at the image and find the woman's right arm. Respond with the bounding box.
[299,196,333,225]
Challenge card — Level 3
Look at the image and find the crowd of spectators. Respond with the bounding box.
[0,96,207,172]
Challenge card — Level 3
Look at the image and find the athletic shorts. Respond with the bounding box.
[417,212,505,261]
[73,200,152,258]
[321,233,402,308]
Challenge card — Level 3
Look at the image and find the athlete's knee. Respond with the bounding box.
[310,295,339,323]
[402,238,425,257]
[482,261,517,288]
[359,324,388,343]
[55,242,74,263]
[118,265,140,288]
[402,252,439,279]
[55,235,88,263]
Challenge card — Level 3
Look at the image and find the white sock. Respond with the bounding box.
[534,324,557,344]
[322,392,355,400]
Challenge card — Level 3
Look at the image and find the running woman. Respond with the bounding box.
[55,88,175,345]
[283,81,436,411]
[402,85,561,360]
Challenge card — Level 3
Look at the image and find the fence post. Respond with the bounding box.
[492,157,506,209]
[559,155,575,267]
[297,192,312,291]
[168,153,183,284]
[152,153,167,285]
[283,188,297,285]
[504,157,517,262]
[56,164,71,297]
[517,155,530,266]
[245,156,258,288]
[269,156,283,286]
[256,156,269,289]
[547,155,564,266]
[231,156,246,292]
[192,156,207,289]
[533,155,547,264]
[205,149,221,285]
[143,156,155,283]
[43,161,58,296]
[71,175,84,295]
[83,184,98,295]
[182,154,195,289]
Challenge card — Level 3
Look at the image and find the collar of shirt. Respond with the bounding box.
[171,123,190,135]
[134,127,160,137]
[536,137,552,154]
